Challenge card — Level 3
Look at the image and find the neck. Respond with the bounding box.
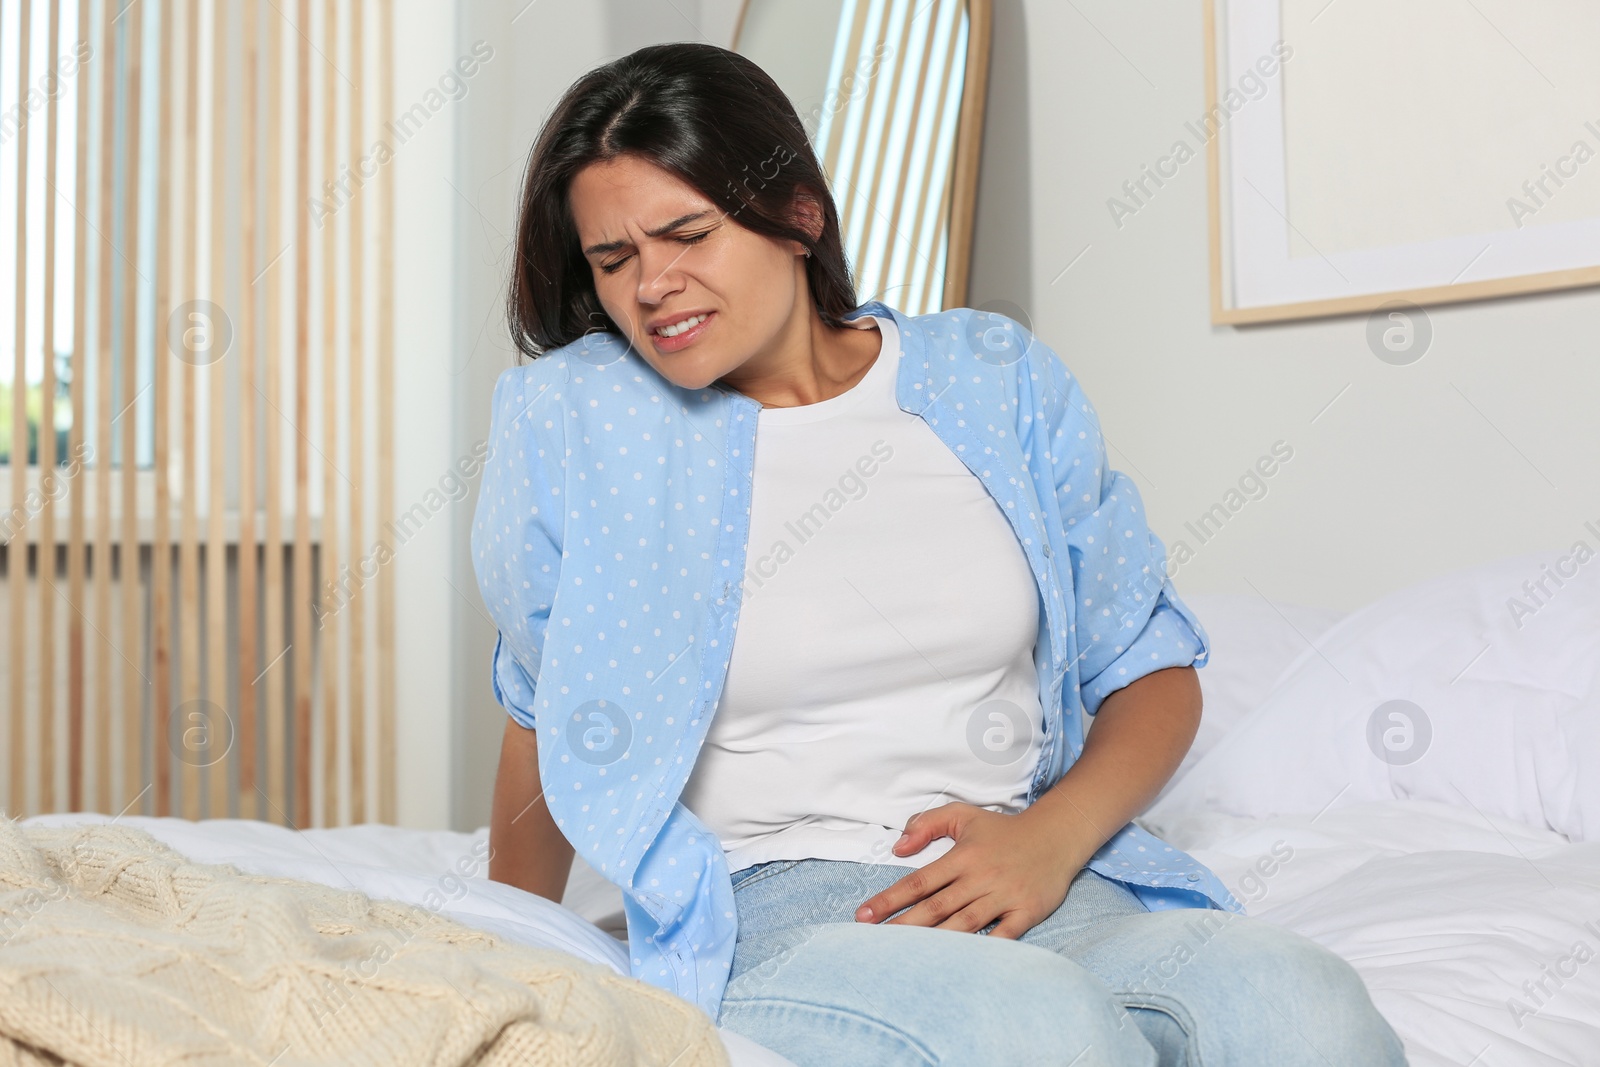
[720,311,882,409]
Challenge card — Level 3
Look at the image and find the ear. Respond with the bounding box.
[788,187,826,253]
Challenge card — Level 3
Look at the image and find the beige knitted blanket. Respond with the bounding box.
[0,819,727,1067]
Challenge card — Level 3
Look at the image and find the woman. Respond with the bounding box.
[473,41,1408,1066]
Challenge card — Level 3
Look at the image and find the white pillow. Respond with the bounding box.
[561,853,629,940]
[1149,550,1600,841]
[1150,593,1346,806]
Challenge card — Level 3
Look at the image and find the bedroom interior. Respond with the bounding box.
[1,0,1597,1064]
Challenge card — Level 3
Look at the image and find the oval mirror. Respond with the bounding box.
[732,0,992,315]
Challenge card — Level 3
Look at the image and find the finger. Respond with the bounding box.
[890,829,922,856]
[985,913,1031,940]
[884,883,977,929]
[893,822,957,858]
[897,803,962,849]
[857,862,954,923]
[932,897,1006,935]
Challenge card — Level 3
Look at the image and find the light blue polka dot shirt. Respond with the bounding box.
[470,299,1246,1022]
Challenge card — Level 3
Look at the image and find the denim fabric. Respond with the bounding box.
[718,859,1409,1066]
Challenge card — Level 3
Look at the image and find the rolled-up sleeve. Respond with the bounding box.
[1022,322,1211,718]
[470,364,566,731]
[490,632,540,730]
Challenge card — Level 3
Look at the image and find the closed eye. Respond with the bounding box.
[599,231,710,275]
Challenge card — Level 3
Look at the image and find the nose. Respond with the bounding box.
[635,241,688,305]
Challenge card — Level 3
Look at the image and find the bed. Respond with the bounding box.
[19,549,1600,1065]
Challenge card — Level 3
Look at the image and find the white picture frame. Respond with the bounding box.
[1205,0,1600,325]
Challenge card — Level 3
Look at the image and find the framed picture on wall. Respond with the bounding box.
[1205,0,1600,325]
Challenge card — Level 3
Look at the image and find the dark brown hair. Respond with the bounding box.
[505,42,859,360]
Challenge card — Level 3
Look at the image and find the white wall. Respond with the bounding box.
[389,0,471,829]
[431,0,1600,830]
[969,0,1600,614]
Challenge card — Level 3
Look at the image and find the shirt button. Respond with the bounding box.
[1042,543,1053,558]
[1186,871,1202,881]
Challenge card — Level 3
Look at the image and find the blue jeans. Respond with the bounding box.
[717,859,1408,1066]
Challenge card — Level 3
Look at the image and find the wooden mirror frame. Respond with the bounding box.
[731,0,992,311]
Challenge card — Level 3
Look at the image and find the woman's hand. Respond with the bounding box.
[853,802,1092,940]
[854,666,1203,939]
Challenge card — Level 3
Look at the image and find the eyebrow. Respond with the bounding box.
[582,211,717,257]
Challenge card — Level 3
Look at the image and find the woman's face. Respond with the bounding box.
[569,154,810,391]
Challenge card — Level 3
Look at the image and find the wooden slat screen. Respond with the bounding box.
[0,0,396,828]
[814,0,971,315]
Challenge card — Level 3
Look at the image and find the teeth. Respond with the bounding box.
[655,313,708,337]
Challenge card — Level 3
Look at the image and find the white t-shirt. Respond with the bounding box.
[679,314,1044,874]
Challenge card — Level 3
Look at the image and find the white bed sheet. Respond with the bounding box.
[1140,800,1600,1065]
[33,797,1600,1065]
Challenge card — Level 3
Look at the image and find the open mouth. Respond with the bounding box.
[651,311,715,352]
